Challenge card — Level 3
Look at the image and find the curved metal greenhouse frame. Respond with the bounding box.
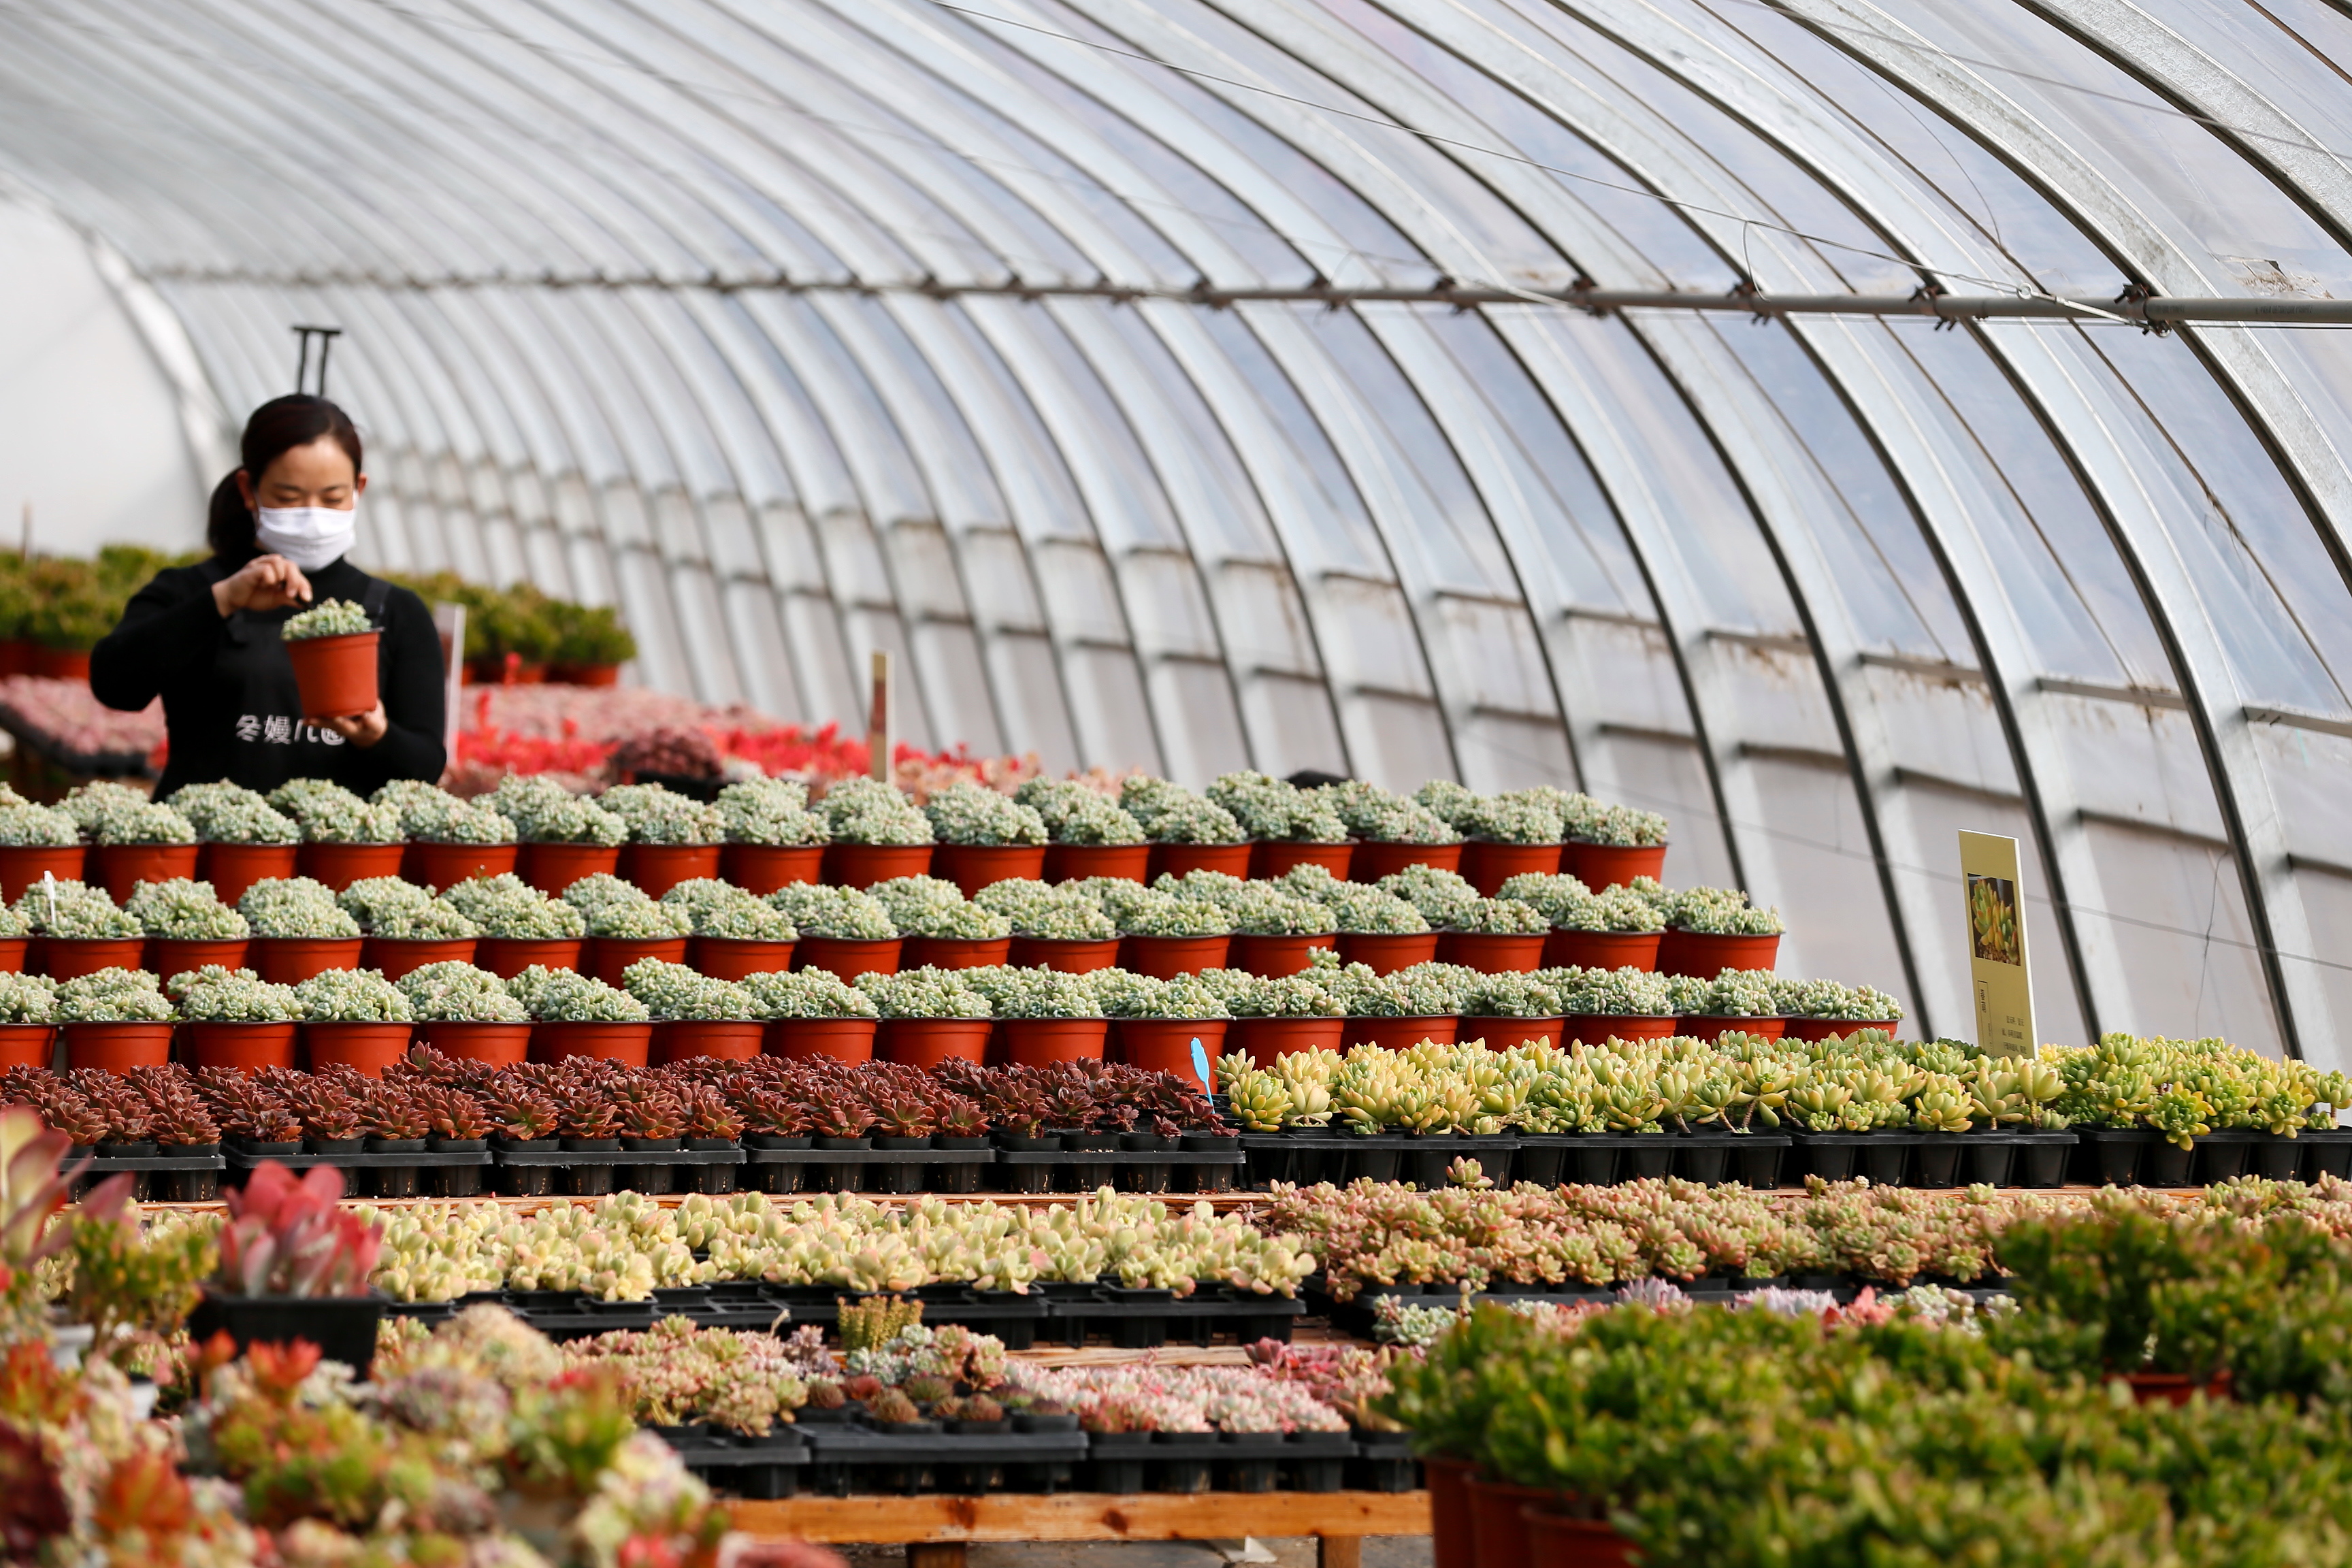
[2,0,2348,1057]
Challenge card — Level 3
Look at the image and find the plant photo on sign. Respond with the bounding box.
[1970,873,2022,965]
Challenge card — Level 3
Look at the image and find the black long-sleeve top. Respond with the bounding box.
[92,553,446,799]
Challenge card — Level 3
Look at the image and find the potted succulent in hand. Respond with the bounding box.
[340,874,479,979]
[1555,792,1671,890]
[168,783,300,904]
[441,872,585,977]
[0,794,84,902]
[1435,896,1550,973]
[965,965,1109,1066]
[0,970,54,1069]
[858,965,995,1069]
[979,879,1122,972]
[18,876,146,979]
[270,779,407,891]
[1102,885,1232,978]
[743,968,879,1063]
[54,966,176,1070]
[1122,777,1250,881]
[868,874,1011,970]
[379,780,519,889]
[817,778,934,887]
[186,1160,387,1373]
[399,959,535,1065]
[75,790,199,904]
[514,966,653,1065]
[561,872,691,983]
[1653,885,1784,977]
[1556,964,1676,1044]
[294,968,414,1075]
[1209,771,1354,880]
[1101,972,1230,1078]
[1017,778,1149,883]
[600,782,727,896]
[923,781,1049,895]
[174,964,303,1073]
[717,777,830,893]
[488,773,628,894]
[238,875,364,983]
[623,956,765,1063]
[127,876,250,980]
[664,877,798,978]
[1418,783,1563,894]
[278,596,380,720]
[1319,780,1462,882]
[771,883,901,979]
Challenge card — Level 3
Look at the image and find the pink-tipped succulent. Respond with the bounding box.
[216,1160,382,1298]
[0,1105,127,1276]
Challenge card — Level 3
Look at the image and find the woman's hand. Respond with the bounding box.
[320,704,389,749]
[212,554,313,617]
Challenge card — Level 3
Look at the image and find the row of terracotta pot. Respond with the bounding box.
[1429,1455,1634,1568]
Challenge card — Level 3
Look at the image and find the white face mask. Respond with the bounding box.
[254,504,357,571]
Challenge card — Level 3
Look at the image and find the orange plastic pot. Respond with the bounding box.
[763,1017,877,1064]
[0,1024,54,1071]
[359,937,478,982]
[402,841,517,891]
[1678,1015,1786,1043]
[583,936,690,986]
[516,843,621,896]
[416,1021,534,1066]
[0,640,34,676]
[1541,930,1661,972]
[876,1017,994,1070]
[1115,1017,1227,1080]
[65,1022,174,1073]
[249,937,364,985]
[898,936,1010,971]
[148,938,250,983]
[303,1022,413,1077]
[792,937,902,980]
[1335,931,1439,975]
[820,843,933,889]
[528,1021,652,1067]
[0,845,84,904]
[183,1022,298,1074]
[39,938,148,980]
[617,843,721,898]
[1145,843,1252,881]
[1565,841,1666,891]
[1226,934,1336,977]
[720,843,824,894]
[1226,1015,1345,1061]
[1425,1456,1481,1568]
[88,843,199,903]
[1657,930,1780,979]
[199,843,298,905]
[1343,1015,1459,1051]
[929,843,1047,898]
[473,938,583,979]
[0,938,29,975]
[1436,931,1548,973]
[1042,843,1149,883]
[1460,1015,1567,1051]
[1564,1013,1679,1045]
[1467,1476,1563,1568]
[34,647,91,681]
[285,630,380,719]
[996,1017,1109,1068]
[1522,1506,1636,1568]
[1248,840,1354,880]
[686,936,797,981]
[1349,840,1463,883]
[1782,1017,1898,1043]
[296,842,405,892]
[652,1019,766,1064]
[551,662,623,686]
[1117,934,1230,979]
[1006,936,1122,974]
[1459,839,1561,896]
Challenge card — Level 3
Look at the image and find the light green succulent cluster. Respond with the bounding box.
[960,964,1105,1019]
[264,779,398,845]
[1415,783,1562,846]
[557,873,691,940]
[440,873,585,940]
[294,967,412,1022]
[1207,772,1348,844]
[398,960,532,1023]
[1543,964,1673,1017]
[1498,873,1665,934]
[1771,977,1904,1022]
[506,965,647,1023]
[1013,779,1145,846]
[1458,971,1567,1020]
[599,783,726,846]
[1546,788,1669,848]
[659,877,796,940]
[717,778,830,847]
[85,798,197,847]
[923,780,1047,847]
[622,956,758,1020]
[767,882,897,941]
[1661,970,1780,1018]
[1375,866,1482,929]
[818,779,932,847]
[168,782,301,845]
[975,878,1115,941]
[738,968,879,1020]
[0,971,56,1023]
[52,966,173,1023]
[0,800,81,847]
[489,774,629,846]
[1629,879,1786,936]
[1089,970,1231,1021]
[1327,961,1471,1019]
[16,877,140,938]
[855,966,994,1019]
[1226,973,1343,1019]
[374,781,516,846]
[1225,885,1337,938]
[282,597,374,639]
[866,875,1008,941]
[1120,777,1243,845]
[175,966,302,1022]
[2053,1031,2352,1144]
[125,877,248,940]
[1316,781,1459,845]
[238,875,361,939]
[1109,887,1232,938]
[56,782,148,836]
[337,876,478,940]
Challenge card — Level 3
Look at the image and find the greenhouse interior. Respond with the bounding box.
[0,0,2349,1563]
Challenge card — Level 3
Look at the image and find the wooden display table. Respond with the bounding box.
[729,1490,1429,1566]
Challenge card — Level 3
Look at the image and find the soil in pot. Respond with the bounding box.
[762,1017,877,1064]
[876,1017,993,1070]
[930,843,1047,898]
[1541,930,1661,972]
[303,1022,414,1077]
[89,843,200,904]
[402,840,519,891]
[719,843,823,894]
[295,842,406,892]
[1348,840,1463,883]
[285,630,380,720]
[184,1022,298,1074]
[652,1020,766,1064]
[417,1021,533,1067]
[516,842,621,896]
[685,936,796,981]
[249,938,365,985]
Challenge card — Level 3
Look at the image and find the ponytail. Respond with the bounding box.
[206,471,255,560]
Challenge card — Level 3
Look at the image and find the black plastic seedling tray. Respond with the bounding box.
[651,1425,810,1500]
[798,1422,1090,1496]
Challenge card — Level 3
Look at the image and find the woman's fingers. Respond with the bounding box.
[319,704,389,748]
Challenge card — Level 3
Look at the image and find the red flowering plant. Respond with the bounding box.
[214,1162,382,1298]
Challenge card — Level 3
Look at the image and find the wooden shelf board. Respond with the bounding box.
[727,1490,1429,1544]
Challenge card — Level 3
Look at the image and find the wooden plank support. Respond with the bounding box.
[728,1490,1430,1544]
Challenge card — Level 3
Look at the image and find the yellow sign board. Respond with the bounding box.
[1959,831,2034,1057]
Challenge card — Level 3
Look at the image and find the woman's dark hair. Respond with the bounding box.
[206,394,365,559]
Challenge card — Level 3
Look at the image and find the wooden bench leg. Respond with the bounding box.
[1318,1537,1362,1568]
[907,1546,968,1568]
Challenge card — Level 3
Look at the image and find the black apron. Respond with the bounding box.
[213,574,392,792]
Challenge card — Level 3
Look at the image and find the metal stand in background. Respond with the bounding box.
[867,649,891,783]
[293,325,342,395]
[432,602,466,774]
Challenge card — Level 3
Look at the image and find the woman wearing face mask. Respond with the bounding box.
[91,394,446,796]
